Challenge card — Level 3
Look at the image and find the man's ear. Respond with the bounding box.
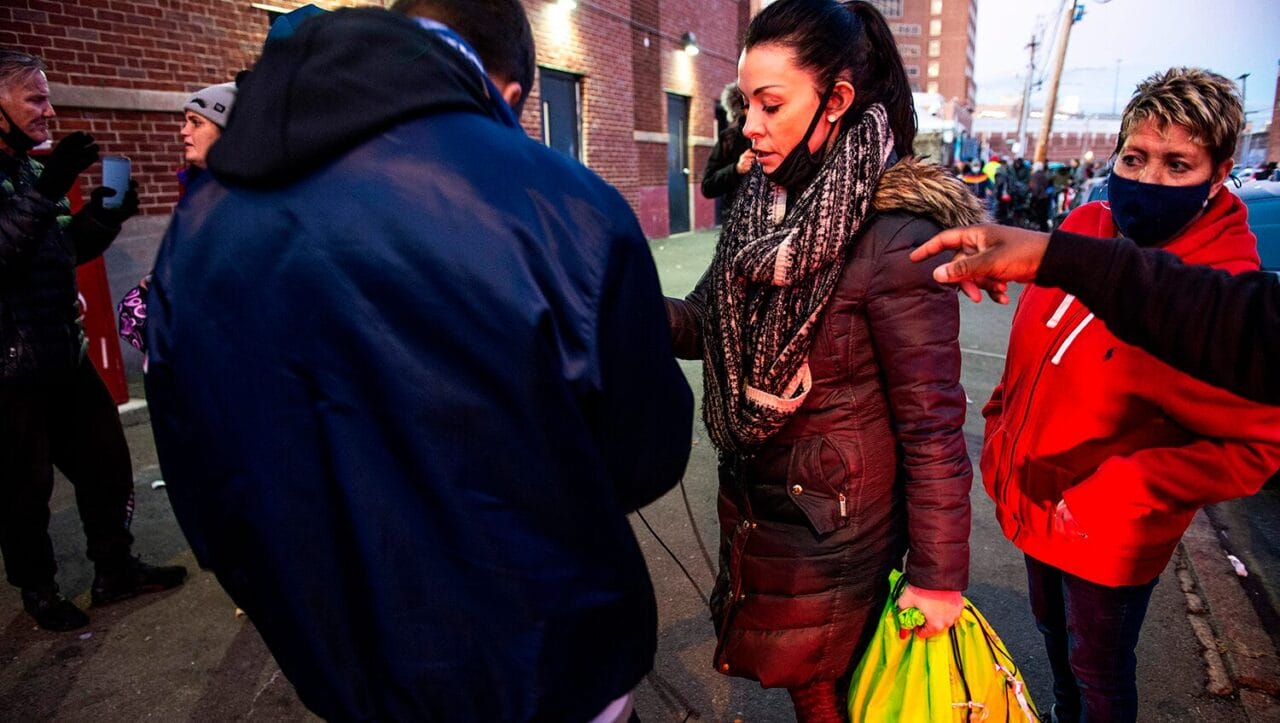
[497,80,523,112]
[1208,157,1234,199]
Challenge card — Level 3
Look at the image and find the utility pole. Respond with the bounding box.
[1014,34,1038,158]
[1237,73,1251,165]
[1111,58,1121,114]
[1033,0,1078,165]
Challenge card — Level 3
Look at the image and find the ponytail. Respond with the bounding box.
[845,1,916,158]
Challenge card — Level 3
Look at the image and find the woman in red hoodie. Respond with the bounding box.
[982,67,1280,723]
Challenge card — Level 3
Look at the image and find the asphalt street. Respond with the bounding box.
[0,225,1275,721]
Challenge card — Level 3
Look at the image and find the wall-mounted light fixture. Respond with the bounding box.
[681,32,699,57]
[545,0,576,45]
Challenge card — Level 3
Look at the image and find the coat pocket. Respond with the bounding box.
[1020,456,1086,534]
[785,435,854,536]
[979,424,1007,503]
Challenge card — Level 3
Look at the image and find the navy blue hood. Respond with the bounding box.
[209,8,495,186]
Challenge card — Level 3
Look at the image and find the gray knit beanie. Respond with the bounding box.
[183,82,237,128]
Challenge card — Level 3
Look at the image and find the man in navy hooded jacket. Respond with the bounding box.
[144,3,693,720]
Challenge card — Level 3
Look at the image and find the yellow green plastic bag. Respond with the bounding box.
[848,571,1039,722]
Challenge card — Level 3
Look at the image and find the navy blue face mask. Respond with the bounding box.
[1107,170,1212,247]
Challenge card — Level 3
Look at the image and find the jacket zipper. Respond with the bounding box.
[996,294,1092,517]
[1051,314,1094,366]
[1046,294,1076,328]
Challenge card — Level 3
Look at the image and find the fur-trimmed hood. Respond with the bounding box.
[874,156,989,228]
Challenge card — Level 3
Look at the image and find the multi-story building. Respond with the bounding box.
[867,0,976,110]
[2,0,746,236]
[858,0,977,164]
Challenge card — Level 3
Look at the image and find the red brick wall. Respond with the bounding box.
[983,130,1119,164]
[5,0,746,234]
[51,108,186,209]
[529,0,741,233]
[2,0,362,214]
[660,0,740,229]
[5,1,265,91]
[527,0,642,207]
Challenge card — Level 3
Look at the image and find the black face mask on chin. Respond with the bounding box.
[0,104,38,155]
[764,85,837,191]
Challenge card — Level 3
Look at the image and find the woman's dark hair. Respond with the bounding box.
[743,0,916,158]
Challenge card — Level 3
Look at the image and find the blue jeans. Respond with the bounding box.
[1024,554,1158,723]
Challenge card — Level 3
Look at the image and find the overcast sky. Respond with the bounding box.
[973,0,1279,125]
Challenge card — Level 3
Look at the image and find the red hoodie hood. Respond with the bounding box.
[1070,189,1258,272]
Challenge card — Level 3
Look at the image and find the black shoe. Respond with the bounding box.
[21,586,90,631]
[91,556,187,606]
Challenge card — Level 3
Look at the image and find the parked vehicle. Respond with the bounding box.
[1233,166,1257,182]
[1080,175,1108,203]
[1234,179,1280,276]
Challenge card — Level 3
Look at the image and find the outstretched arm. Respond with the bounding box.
[912,225,1280,404]
[1038,229,1280,405]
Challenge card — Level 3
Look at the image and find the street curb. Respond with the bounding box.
[1181,509,1280,719]
[119,397,149,428]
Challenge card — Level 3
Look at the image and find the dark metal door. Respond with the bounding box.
[540,69,581,160]
[666,93,690,234]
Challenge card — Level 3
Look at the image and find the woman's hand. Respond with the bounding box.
[897,583,964,639]
[1053,499,1087,538]
[735,149,756,175]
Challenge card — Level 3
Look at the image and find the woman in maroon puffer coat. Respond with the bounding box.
[665,0,983,719]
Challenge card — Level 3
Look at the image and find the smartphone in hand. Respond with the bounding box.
[101,155,131,209]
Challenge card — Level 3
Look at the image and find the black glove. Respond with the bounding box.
[33,131,100,201]
[86,180,140,226]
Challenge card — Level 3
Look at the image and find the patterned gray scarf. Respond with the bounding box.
[702,104,892,452]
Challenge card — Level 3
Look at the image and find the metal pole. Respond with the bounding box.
[1079,113,1091,169]
[1014,34,1037,158]
[1034,0,1076,165]
[1112,58,1121,114]
[1237,73,1250,166]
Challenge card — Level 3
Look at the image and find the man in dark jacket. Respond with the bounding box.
[910,223,1279,405]
[144,4,692,721]
[0,49,186,632]
[701,82,753,220]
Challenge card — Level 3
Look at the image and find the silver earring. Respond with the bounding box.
[827,114,839,123]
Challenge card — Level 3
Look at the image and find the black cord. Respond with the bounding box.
[636,505,711,608]
[634,477,714,720]
[677,476,718,580]
[644,670,702,721]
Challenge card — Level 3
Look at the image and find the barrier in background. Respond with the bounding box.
[47,165,130,405]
